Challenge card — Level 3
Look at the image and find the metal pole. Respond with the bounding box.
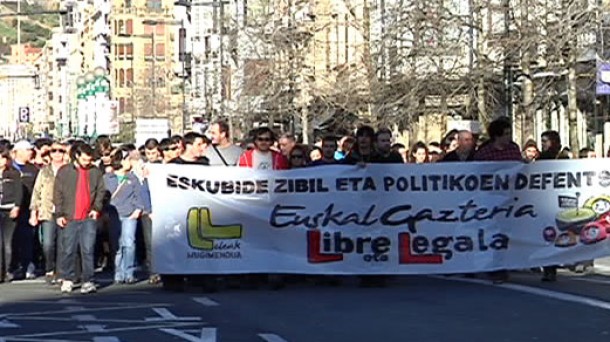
[181,21,188,133]
[504,0,513,119]
[219,0,225,118]
[17,0,21,64]
[152,32,156,117]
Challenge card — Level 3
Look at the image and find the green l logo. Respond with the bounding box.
[187,207,243,250]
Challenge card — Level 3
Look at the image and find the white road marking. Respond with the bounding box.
[15,316,166,324]
[258,333,289,342]
[72,314,96,321]
[192,297,219,307]
[2,303,171,318]
[0,338,79,342]
[56,299,78,304]
[160,328,217,342]
[64,306,87,311]
[146,308,201,322]
[572,277,610,285]
[0,322,200,339]
[0,319,19,328]
[93,337,122,342]
[78,324,107,333]
[433,275,610,311]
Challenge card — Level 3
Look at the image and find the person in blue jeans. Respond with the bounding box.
[54,142,106,294]
[104,146,144,284]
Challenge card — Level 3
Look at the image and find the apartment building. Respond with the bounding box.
[110,0,186,135]
[0,64,41,139]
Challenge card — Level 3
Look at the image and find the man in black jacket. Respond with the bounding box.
[442,130,476,162]
[0,146,23,283]
[538,130,569,282]
[11,140,39,280]
[54,142,106,294]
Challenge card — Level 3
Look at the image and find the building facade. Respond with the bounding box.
[110,0,186,136]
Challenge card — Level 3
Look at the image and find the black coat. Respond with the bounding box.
[0,169,23,209]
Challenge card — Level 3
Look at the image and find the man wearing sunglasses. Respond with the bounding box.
[238,127,288,170]
[159,138,180,164]
[30,141,67,284]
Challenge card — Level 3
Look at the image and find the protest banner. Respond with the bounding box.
[148,160,610,274]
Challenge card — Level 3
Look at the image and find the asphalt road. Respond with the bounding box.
[2,260,610,342]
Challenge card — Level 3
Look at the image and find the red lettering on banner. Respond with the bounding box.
[398,232,443,264]
[307,230,344,263]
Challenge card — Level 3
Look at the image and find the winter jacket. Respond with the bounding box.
[30,164,59,221]
[53,163,106,220]
[103,172,145,218]
[238,150,288,170]
[0,169,23,210]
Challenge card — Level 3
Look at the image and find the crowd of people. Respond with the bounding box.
[0,117,604,294]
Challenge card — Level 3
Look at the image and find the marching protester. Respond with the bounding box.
[143,139,162,164]
[104,147,145,284]
[522,139,540,163]
[310,135,340,166]
[442,130,476,162]
[344,126,377,165]
[309,146,323,162]
[390,143,408,163]
[205,120,243,166]
[335,136,355,161]
[33,138,52,168]
[288,145,310,169]
[474,118,522,162]
[239,127,288,170]
[538,130,570,282]
[170,132,209,165]
[474,118,522,284]
[578,147,596,159]
[0,145,22,283]
[30,141,67,284]
[409,141,430,164]
[54,142,106,294]
[278,133,297,158]
[373,128,404,163]
[159,138,176,164]
[12,140,40,280]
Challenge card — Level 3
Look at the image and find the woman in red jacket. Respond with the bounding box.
[238,127,288,170]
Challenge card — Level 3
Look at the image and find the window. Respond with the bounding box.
[126,19,133,35]
[119,69,125,87]
[127,68,133,85]
[118,44,125,59]
[126,44,133,59]
[144,43,153,59]
[48,91,53,101]
[118,20,124,34]
[146,0,162,9]
[156,43,165,59]
[119,98,126,114]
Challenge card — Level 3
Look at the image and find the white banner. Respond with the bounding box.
[148,160,610,274]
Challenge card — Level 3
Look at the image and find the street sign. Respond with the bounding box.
[18,107,30,123]
[135,119,169,147]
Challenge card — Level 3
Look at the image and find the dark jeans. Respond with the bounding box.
[61,219,97,283]
[14,212,36,272]
[0,211,17,276]
[141,214,153,273]
[95,208,119,271]
[41,220,61,274]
